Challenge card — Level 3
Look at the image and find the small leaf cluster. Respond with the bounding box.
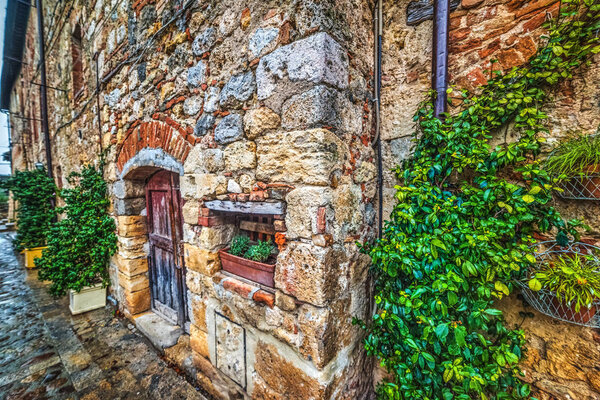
[2,168,56,252]
[361,2,599,399]
[244,240,274,263]
[36,164,117,297]
[529,253,600,312]
[230,235,250,256]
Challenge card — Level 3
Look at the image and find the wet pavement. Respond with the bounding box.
[0,232,207,400]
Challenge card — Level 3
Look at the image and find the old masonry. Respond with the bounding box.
[2,0,600,399]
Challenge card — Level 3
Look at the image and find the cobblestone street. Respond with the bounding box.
[0,232,207,400]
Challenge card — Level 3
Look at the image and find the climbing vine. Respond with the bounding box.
[37,163,117,296]
[2,168,56,252]
[360,1,600,399]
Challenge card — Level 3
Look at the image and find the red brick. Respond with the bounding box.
[478,38,501,59]
[253,290,275,308]
[222,278,255,299]
[198,216,225,227]
[316,207,327,234]
[249,190,266,201]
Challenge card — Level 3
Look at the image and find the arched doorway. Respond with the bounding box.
[145,169,188,328]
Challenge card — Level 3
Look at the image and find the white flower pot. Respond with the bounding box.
[69,284,107,315]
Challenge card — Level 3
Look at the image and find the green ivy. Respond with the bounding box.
[2,168,56,252]
[36,164,117,297]
[360,1,599,399]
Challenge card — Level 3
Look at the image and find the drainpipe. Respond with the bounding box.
[432,0,450,118]
[374,0,383,239]
[94,52,103,154]
[35,0,53,178]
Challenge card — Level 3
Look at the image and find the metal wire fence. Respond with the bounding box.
[556,174,600,200]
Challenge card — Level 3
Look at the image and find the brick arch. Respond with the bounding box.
[116,119,194,174]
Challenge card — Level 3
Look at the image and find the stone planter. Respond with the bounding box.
[23,246,47,269]
[219,248,275,287]
[69,284,107,315]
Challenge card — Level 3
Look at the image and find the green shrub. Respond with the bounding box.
[2,168,56,251]
[359,2,598,399]
[244,240,274,263]
[230,234,250,256]
[545,134,600,177]
[529,253,600,312]
[36,164,117,296]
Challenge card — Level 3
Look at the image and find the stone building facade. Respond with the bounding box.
[4,0,600,399]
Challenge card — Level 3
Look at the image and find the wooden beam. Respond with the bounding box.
[204,200,285,215]
[240,220,276,235]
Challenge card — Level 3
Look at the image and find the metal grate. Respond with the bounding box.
[517,241,600,328]
[556,174,600,201]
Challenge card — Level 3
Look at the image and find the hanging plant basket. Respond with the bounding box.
[556,165,600,200]
[518,241,600,328]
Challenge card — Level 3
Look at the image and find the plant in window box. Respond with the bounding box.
[219,235,276,287]
[545,134,600,200]
[528,253,600,324]
[1,168,56,268]
[36,164,117,314]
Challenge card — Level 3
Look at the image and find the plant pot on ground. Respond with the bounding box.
[545,134,600,199]
[219,235,276,287]
[23,246,47,269]
[528,253,600,324]
[35,165,117,314]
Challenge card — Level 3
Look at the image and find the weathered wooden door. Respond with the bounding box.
[145,170,188,327]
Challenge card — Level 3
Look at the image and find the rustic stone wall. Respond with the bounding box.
[9,0,600,398]
[10,0,376,399]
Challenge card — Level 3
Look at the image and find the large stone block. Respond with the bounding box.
[224,141,257,171]
[189,293,207,331]
[275,242,345,306]
[214,114,244,145]
[281,86,342,131]
[215,313,246,387]
[116,254,148,276]
[219,71,255,108]
[190,324,210,358]
[254,341,329,400]
[118,271,149,293]
[243,107,280,140]
[117,215,147,237]
[285,187,331,239]
[184,147,224,174]
[198,225,235,252]
[256,129,347,186]
[118,235,148,259]
[112,179,145,199]
[184,243,221,276]
[256,32,348,102]
[180,174,227,200]
[187,60,207,87]
[124,287,151,315]
[114,197,146,216]
[181,200,200,225]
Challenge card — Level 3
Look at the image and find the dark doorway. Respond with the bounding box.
[145,170,188,328]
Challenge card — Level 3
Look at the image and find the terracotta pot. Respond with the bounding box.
[218,248,275,287]
[551,296,598,324]
[583,164,600,198]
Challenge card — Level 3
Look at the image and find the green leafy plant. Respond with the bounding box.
[529,253,600,312]
[36,164,117,296]
[545,134,600,177]
[230,234,250,256]
[358,1,599,399]
[2,168,56,251]
[244,240,274,263]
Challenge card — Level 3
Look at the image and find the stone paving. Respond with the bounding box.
[0,232,208,400]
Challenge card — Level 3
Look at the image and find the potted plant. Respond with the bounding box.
[219,235,276,287]
[545,134,600,199]
[36,164,117,314]
[2,168,56,268]
[528,253,600,324]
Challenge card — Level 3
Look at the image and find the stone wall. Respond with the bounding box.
[10,0,376,399]
[8,0,600,398]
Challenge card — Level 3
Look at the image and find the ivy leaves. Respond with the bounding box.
[361,1,599,399]
[36,165,117,297]
[2,168,56,251]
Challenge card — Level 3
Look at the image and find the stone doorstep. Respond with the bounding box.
[134,311,183,350]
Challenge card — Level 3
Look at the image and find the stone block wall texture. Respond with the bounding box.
[7,0,600,399]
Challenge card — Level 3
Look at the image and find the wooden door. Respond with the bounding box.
[145,170,188,327]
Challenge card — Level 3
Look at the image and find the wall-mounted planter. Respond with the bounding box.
[556,164,600,200]
[23,246,47,269]
[518,241,600,327]
[69,284,107,315]
[219,248,275,287]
